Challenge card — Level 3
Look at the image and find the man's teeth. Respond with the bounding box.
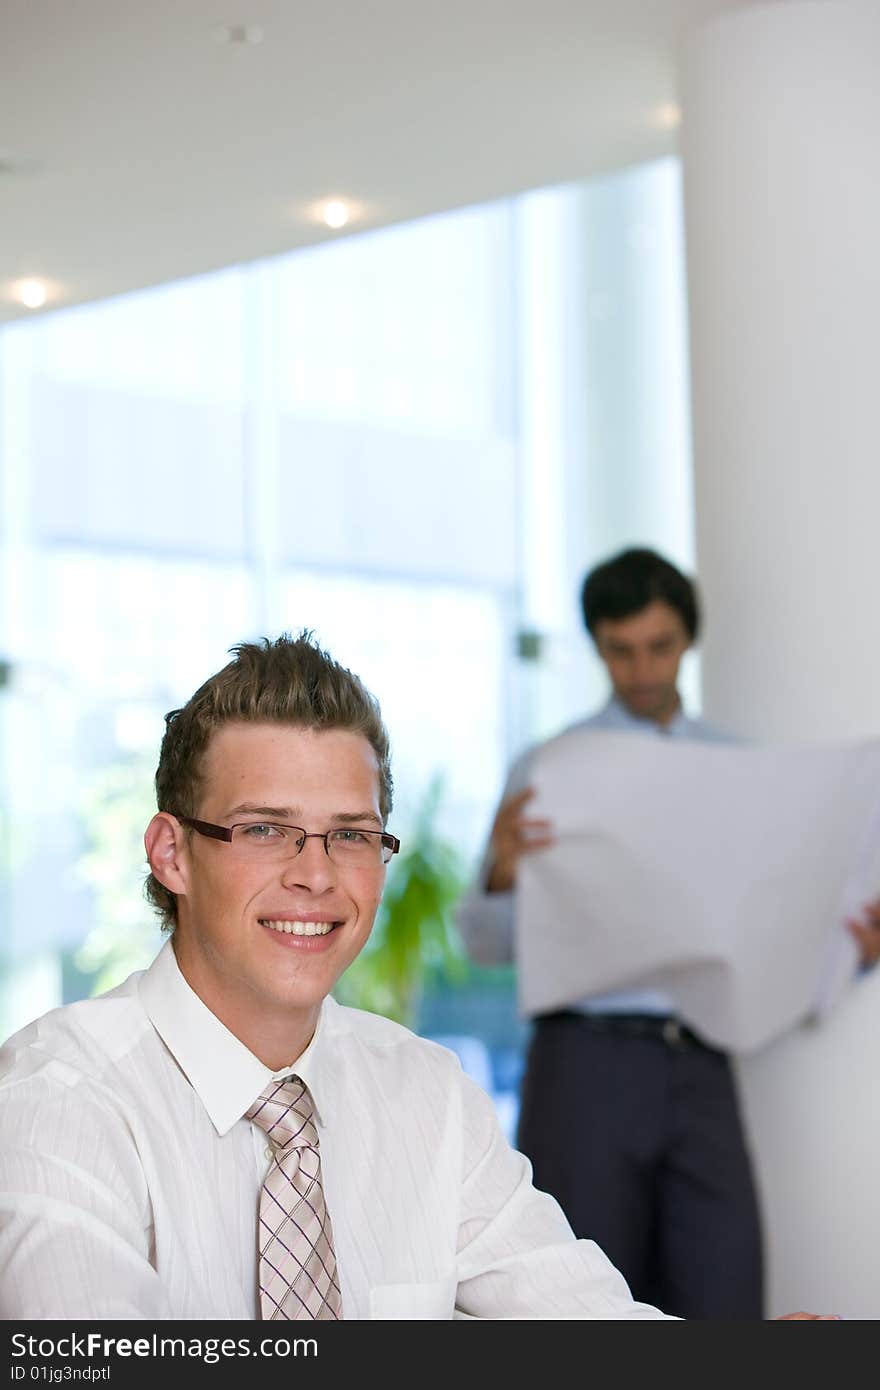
[261,919,335,937]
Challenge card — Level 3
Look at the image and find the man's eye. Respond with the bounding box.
[243,823,284,839]
[332,829,370,844]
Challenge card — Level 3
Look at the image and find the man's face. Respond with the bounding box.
[592,598,692,725]
[157,721,387,1055]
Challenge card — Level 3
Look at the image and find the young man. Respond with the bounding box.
[0,632,668,1321]
[0,631,839,1321]
[457,547,880,1320]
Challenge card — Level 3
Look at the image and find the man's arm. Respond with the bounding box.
[452,1070,675,1319]
[455,753,554,967]
[0,1077,172,1319]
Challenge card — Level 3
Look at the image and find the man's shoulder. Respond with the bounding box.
[0,971,153,1097]
[324,998,465,1076]
[511,710,736,784]
[522,712,610,760]
[557,707,733,744]
[565,710,612,735]
[508,713,601,775]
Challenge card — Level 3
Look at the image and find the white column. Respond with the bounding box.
[682,0,880,1319]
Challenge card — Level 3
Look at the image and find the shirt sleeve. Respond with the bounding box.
[454,749,534,968]
[452,1072,677,1319]
[0,1069,173,1320]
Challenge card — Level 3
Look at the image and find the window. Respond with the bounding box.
[0,159,696,1141]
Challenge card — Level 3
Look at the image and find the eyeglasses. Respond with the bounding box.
[174,814,400,866]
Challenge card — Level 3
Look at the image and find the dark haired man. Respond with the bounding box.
[458,547,880,1319]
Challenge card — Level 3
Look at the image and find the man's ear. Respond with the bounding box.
[144,813,189,897]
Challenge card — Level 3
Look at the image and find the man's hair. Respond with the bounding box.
[580,547,700,641]
[145,630,393,932]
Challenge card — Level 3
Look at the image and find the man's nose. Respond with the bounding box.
[630,651,654,682]
[280,835,337,890]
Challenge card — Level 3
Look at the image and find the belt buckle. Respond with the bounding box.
[661,1018,683,1049]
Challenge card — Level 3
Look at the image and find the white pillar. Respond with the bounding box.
[682,0,880,1318]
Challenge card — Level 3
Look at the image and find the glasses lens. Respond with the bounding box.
[230,823,300,857]
[326,829,387,864]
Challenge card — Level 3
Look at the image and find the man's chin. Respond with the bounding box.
[624,690,661,708]
[622,692,674,721]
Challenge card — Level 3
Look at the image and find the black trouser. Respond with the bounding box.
[516,1012,764,1320]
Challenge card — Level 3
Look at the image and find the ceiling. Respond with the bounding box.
[1,0,753,326]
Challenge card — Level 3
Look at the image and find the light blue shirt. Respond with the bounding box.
[456,695,729,1018]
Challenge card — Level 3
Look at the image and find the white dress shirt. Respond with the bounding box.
[0,942,672,1320]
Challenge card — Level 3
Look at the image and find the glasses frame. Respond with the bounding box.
[173,814,400,864]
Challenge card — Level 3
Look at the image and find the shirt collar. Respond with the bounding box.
[603,693,692,738]
[137,940,335,1136]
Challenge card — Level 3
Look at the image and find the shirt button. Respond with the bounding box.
[264,1146,274,1160]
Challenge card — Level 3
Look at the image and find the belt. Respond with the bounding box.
[534,1011,721,1054]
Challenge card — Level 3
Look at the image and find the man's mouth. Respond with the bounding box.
[259,919,338,937]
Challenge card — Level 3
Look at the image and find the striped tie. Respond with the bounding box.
[246,1076,343,1320]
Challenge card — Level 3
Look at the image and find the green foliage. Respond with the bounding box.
[332,775,470,1026]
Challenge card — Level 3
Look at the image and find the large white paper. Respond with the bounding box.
[515,730,880,1052]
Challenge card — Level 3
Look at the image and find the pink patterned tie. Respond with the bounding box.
[246,1076,343,1320]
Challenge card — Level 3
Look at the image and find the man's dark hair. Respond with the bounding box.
[145,630,393,932]
[580,547,700,641]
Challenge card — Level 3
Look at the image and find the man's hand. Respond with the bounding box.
[845,895,880,968]
[485,787,555,893]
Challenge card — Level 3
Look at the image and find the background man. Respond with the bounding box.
[457,546,880,1319]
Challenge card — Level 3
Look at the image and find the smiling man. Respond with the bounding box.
[146,719,390,1071]
[0,631,845,1323]
[0,632,689,1322]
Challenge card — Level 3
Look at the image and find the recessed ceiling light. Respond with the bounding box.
[12,278,49,310]
[321,199,351,230]
[302,197,367,233]
[213,24,264,44]
[653,101,681,130]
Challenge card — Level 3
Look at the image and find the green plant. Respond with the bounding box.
[332,774,470,1026]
